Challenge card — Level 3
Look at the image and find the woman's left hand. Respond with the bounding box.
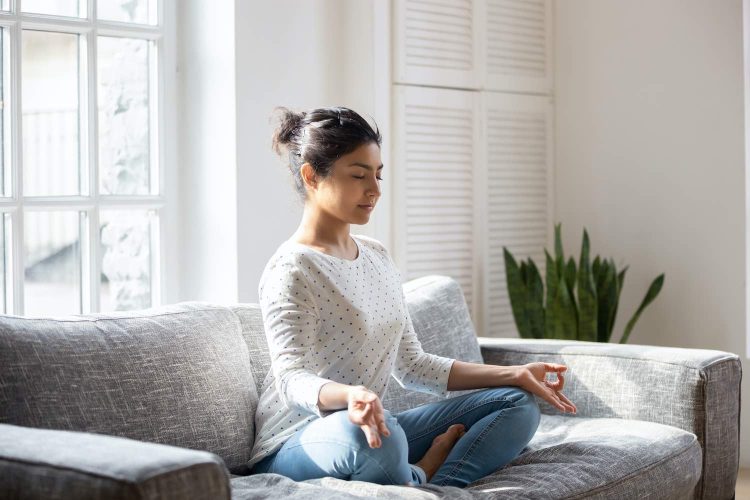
[514,362,577,414]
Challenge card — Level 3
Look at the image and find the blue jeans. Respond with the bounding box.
[250,387,541,488]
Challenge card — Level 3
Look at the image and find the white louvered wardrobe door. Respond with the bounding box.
[393,85,481,324]
[393,0,481,89]
[484,0,553,94]
[483,92,553,338]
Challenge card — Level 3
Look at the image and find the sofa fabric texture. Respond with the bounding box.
[0,303,258,475]
[479,338,741,499]
[0,274,741,499]
[229,414,702,500]
[0,422,231,500]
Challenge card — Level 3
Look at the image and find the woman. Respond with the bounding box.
[248,106,577,488]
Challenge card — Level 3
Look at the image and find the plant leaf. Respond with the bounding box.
[619,274,665,344]
[564,257,577,296]
[544,249,559,338]
[555,273,578,339]
[504,247,532,338]
[597,262,617,342]
[609,262,628,335]
[592,255,601,281]
[526,258,545,339]
[576,229,598,342]
[554,223,564,263]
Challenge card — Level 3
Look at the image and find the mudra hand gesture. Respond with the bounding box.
[347,385,390,448]
[516,362,578,414]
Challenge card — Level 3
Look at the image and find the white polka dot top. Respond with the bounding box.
[247,233,456,468]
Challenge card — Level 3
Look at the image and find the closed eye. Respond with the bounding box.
[353,176,383,180]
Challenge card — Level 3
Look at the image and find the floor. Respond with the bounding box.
[737,468,750,498]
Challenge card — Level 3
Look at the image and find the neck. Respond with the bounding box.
[293,204,351,248]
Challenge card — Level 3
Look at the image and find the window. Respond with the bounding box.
[0,0,168,316]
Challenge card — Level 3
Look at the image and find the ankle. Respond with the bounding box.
[415,461,435,482]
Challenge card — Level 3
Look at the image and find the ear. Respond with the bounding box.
[300,162,319,191]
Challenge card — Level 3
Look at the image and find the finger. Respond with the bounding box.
[544,387,568,413]
[377,413,390,437]
[550,388,576,413]
[546,363,567,372]
[556,390,577,413]
[361,424,380,448]
[535,379,567,412]
[364,406,383,434]
[360,402,373,420]
[544,377,561,392]
[370,424,382,447]
[373,398,391,437]
[530,376,551,394]
[369,411,389,438]
[359,404,382,444]
[546,371,564,391]
[530,376,574,413]
[361,392,377,403]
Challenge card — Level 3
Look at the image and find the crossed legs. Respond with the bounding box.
[251,387,541,488]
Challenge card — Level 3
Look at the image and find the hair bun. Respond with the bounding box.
[270,106,307,157]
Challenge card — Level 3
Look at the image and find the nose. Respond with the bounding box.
[368,176,381,198]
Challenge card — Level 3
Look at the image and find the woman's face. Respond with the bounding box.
[306,141,383,225]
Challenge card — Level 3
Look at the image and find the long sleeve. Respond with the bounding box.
[391,285,455,398]
[258,260,334,418]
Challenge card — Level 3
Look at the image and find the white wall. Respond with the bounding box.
[176,0,238,303]
[554,0,747,465]
[177,0,390,304]
[234,0,390,304]
[175,0,747,465]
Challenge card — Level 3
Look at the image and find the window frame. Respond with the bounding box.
[0,0,175,315]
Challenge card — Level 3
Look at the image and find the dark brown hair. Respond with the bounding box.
[270,106,382,200]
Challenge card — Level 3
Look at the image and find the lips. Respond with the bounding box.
[358,204,374,211]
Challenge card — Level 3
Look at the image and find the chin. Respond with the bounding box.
[353,213,371,225]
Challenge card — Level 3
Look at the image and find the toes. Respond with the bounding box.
[449,424,465,434]
[432,424,467,447]
[447,424,465,440]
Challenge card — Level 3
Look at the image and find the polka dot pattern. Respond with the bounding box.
[246,234,455,469]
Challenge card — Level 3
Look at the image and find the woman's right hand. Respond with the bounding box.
[347,385,390,448]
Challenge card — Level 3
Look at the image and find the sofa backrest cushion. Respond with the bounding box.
[232,274,483,415]
[0,302,257,475]
[381,275,484,413]
[229,305,271,398]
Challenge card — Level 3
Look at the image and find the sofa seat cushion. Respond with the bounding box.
[465,414,702,499]
[229,473,476,499]
[0,302,258,475]
[229,415,701,499]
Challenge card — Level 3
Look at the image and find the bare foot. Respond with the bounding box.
[415,423,467,482]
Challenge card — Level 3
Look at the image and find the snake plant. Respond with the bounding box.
[503,223,664,343]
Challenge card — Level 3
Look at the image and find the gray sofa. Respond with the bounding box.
[0,274,741,499]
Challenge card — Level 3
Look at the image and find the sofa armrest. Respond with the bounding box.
[0,423,231,500]
[478,337,741,499]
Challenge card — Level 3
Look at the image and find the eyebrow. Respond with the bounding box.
[349,162,384,171]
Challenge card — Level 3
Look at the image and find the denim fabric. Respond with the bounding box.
[250,387,541,488]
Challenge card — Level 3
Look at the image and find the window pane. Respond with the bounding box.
[23,0,81,17]
[23,31,81,196]
[98,0,154,24]
[0,214,7,313]
[100,210,153,311]
[98,37,151,195]
[0,29,7,197]
[24,211,82,316]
